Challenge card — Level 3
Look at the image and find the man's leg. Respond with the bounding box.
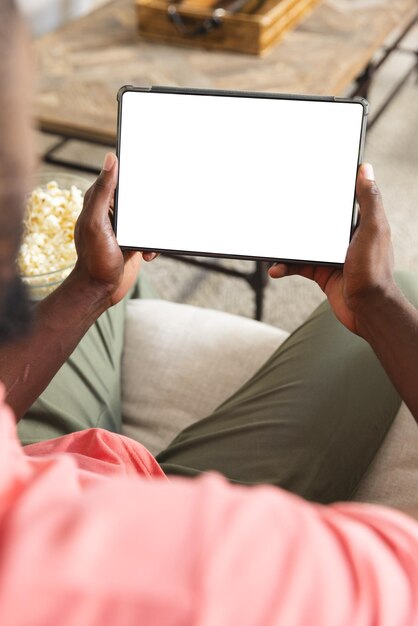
[17,272,157,446]
[157,271,418,503]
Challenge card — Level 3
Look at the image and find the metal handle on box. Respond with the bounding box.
[166,0,262,38]
[167,4,225,37]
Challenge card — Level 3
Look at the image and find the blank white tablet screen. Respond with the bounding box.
[116,90,365,264]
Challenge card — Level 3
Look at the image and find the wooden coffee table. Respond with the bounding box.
[35,0,418,319]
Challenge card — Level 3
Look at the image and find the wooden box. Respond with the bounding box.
[135,0,323,56]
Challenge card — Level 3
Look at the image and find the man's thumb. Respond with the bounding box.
[84,152,118,218]
[356,163,384,223]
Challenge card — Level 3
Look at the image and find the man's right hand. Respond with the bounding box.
[268,163,402,336]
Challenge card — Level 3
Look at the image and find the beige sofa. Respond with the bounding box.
[121,297,418,509]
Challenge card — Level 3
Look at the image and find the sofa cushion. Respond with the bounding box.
[121,300,288,456]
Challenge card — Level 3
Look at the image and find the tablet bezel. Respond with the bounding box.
[113,85,368,268]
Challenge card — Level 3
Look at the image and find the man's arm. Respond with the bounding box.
[353,287,418,524]
[355,286,418,425]
[0,270,108,420]
[0,153,144,421]
[343,164,418,423]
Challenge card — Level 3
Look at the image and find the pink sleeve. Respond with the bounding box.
[1,388,418,626]
[1,469,418,626]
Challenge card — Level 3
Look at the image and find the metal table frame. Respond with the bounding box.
[41,13,418,321]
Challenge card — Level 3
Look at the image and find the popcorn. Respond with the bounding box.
[18,180,84,277]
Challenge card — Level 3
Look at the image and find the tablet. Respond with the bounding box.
[114,86,368,266]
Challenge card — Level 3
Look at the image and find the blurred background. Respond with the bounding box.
[17,0,108,36]
[17,0,418,332]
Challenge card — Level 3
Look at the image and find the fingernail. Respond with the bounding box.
[362,163,375,181]
[103,152,115,172]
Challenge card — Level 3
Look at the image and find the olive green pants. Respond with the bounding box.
[18,271,418,503]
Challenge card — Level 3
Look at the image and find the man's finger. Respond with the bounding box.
[142,252,159,262]
[268,262,317,281]
[268,263,288,278]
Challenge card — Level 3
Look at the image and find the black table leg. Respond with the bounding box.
[163,254,270,320]
[250,261,270,321]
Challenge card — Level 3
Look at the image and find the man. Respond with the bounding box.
[1,1,418,624]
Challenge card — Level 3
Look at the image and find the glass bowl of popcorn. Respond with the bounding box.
[18,172,91,300]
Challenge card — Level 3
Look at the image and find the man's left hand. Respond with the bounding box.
[73,152,147,308]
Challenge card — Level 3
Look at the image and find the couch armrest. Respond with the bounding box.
[353,402,418,508]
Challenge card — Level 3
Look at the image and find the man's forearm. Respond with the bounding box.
[356,286,418,424]
[0,269,109,421]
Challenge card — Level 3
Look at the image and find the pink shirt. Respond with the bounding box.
[1,383,418,626]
